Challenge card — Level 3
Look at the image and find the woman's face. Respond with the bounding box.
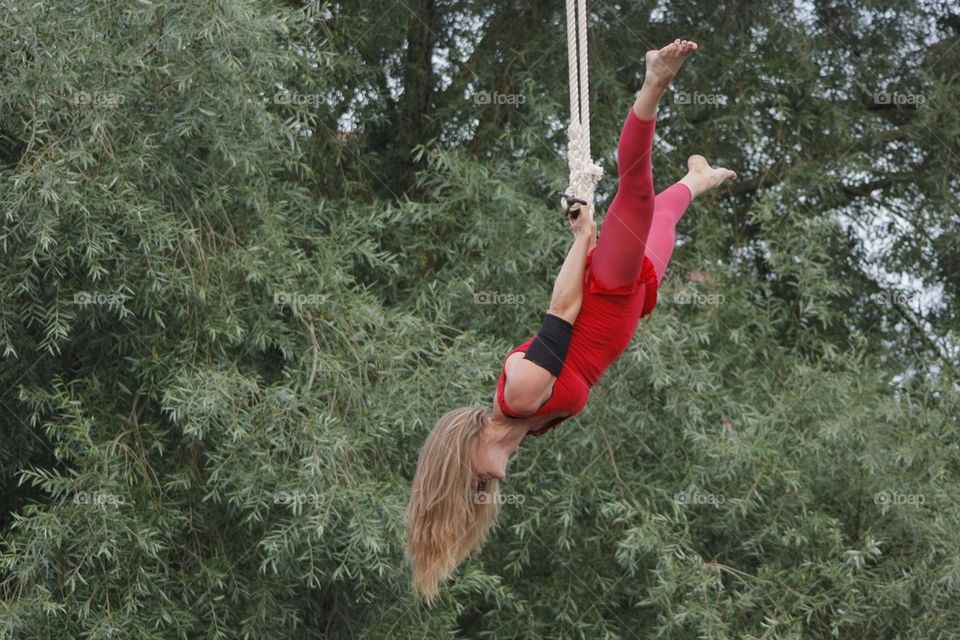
[472,436,508,481]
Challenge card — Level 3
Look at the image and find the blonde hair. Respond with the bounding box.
[405,406,501,602]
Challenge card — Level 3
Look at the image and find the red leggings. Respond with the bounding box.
[592,111,692,289]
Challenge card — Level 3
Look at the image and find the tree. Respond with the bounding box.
[1,1,958,638]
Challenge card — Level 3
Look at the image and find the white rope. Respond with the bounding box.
[564,0,602,221]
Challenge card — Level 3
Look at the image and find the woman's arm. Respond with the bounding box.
[546,224,594,323]
[502,215,596,415]
[548,210,598,322]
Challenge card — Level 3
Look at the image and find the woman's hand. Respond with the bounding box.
[568,210,597,252]
[567,207,596,240]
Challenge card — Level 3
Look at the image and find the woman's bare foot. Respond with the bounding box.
[645,39,698,89]
[679,154,737,198]
[634,39,698,119]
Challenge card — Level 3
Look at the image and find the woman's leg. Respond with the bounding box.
[592,39,698,290]
[645,156,739,285]
[644,183,692,285]
[591,110,657,289]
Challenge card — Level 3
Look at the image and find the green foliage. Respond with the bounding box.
[1,0,958,638]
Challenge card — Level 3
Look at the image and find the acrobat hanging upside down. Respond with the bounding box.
[406,38,737,601]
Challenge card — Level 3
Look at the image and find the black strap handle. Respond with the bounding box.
[556,192,587,219]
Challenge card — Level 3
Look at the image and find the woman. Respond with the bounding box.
[406,39,737,601]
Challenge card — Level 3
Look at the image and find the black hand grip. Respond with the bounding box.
[556,192,587,219]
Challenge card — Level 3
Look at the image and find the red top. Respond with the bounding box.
[495,247,659,436]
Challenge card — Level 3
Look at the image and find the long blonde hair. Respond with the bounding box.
[405,406,501,602]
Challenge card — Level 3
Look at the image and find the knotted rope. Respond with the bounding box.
[563,0,602,220]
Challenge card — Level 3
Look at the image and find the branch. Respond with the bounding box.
[838,170,921,198]
[888,298,958,380]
